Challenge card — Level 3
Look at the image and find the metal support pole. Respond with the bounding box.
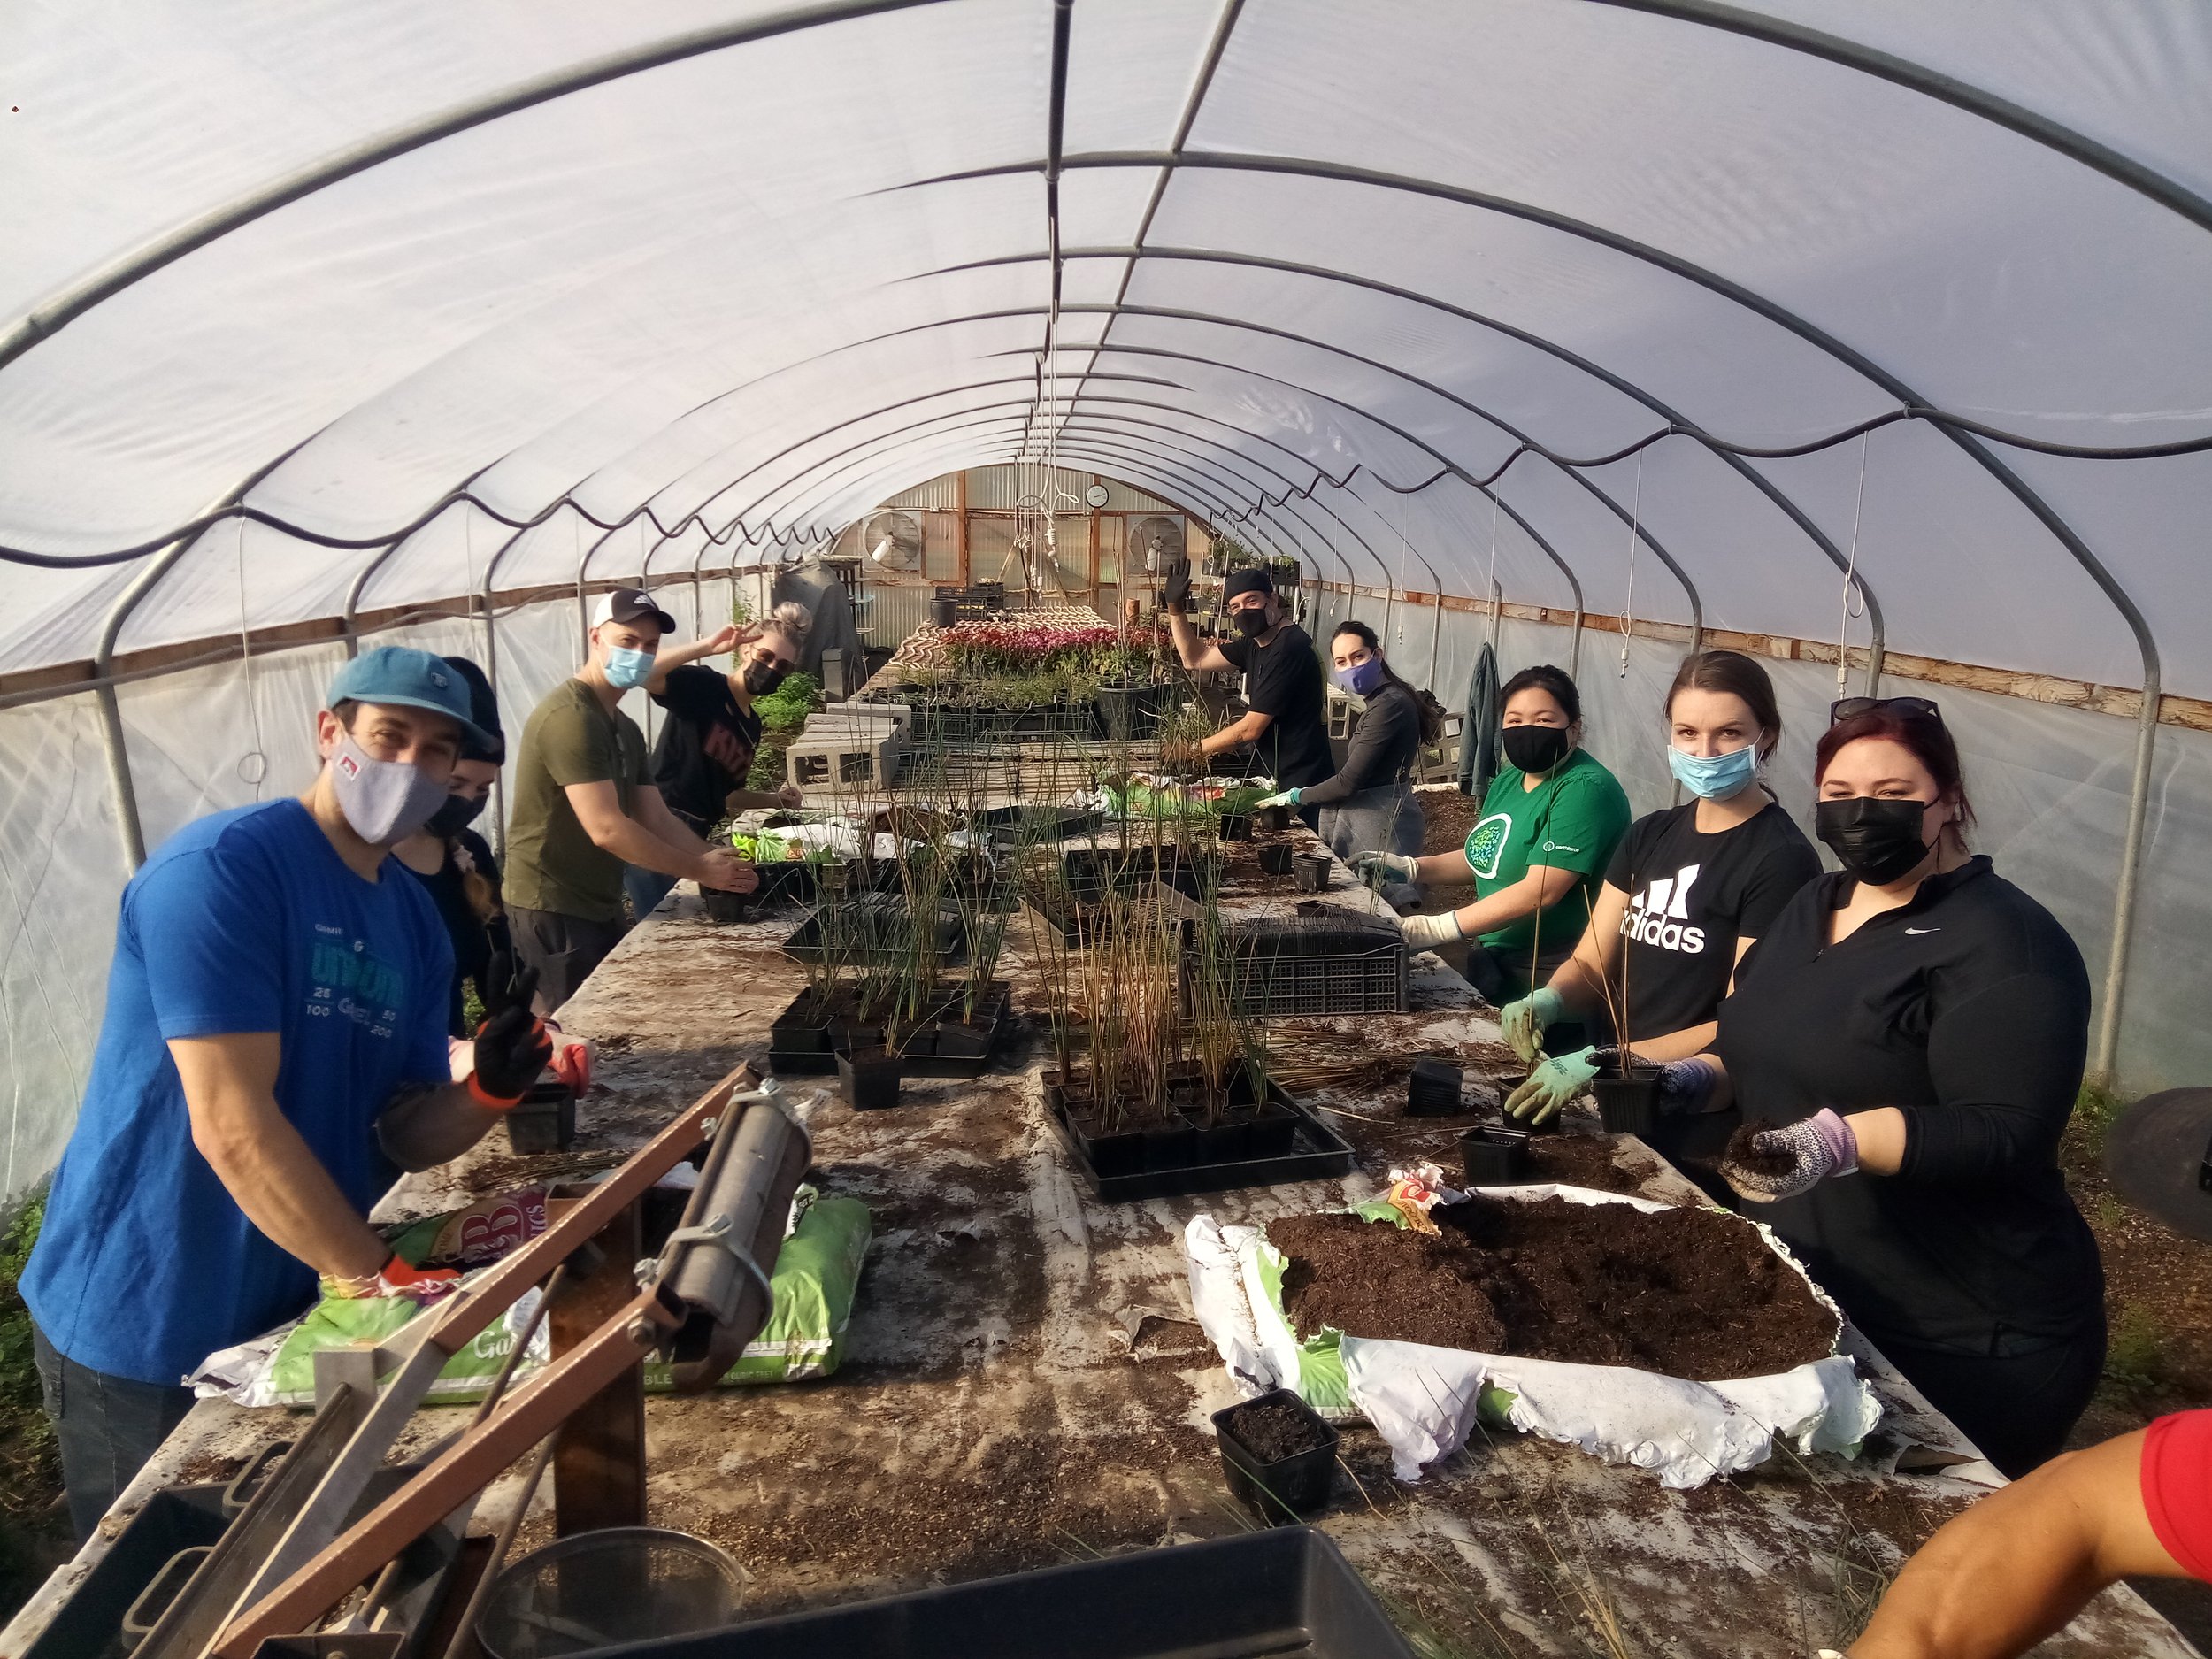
[2097,680,2162,1080]
[93,538,196,872]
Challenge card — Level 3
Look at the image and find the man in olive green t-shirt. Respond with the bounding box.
[504,588,756,1011]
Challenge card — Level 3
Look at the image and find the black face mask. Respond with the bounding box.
[1815,795,1935,886]
[1231,608,1271,637]
[743,660,788,696]
[424,792,487,840]
[1501,723,1570,775]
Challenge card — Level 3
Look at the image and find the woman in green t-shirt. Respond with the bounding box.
[1356,665,1631,1013]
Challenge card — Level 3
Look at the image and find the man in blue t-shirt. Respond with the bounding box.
[22,647,554,1537]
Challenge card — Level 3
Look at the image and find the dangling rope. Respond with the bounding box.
[1619,451,1642,679]
[1837,432,1870,694]
[1486,491,1502,653]
[234,516,266,795]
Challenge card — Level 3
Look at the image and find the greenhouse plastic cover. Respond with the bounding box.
[4,1,2212,1200]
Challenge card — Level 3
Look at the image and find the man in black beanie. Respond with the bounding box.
[1162,563,1333,805]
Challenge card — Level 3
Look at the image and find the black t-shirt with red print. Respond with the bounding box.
[648,664,763,833]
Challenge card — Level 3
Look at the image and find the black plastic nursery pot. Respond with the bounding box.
[1257,842,1297,878]
[1405,1056,1464,1115]
[837,1045,903,1111]
[1217,811,1254,841]
[699,883,757,924]
[1094,682,1165,740]
[1213,1389,1342,1523]
[1255,804,1294,833]
[928,595,959,628]
[771,983,1011,1079]
[1594,1064,1663,1136]
[1461,1125,1532,1185]
[585,1527,1414,1659]
[504,1080,576,1155]
[1292,852,1332,893]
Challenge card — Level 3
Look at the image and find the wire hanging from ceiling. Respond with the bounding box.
[1619,451,1641,680]
[233,513,266,796]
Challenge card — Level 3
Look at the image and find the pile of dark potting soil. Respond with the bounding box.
[1220,1394,1331,1462]
[1269,1194,1839,1381]
[1722,1118,1801,1178]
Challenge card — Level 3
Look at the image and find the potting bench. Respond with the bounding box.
[5,831,2194,1659]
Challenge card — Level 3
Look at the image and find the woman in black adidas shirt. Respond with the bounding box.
[1501,652,1819,1163]
[1708,699,2103,1476]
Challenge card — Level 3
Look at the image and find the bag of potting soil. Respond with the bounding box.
[382,1186,548,1269]
[188,1188,872,1406]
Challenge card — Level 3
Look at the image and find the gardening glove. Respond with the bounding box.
[1653,1057,1719,1116]
[1162,557,1193,614]
[1720,1108,1859,1203]
[1505,1046,1598,1126]
[471,959,553,1109]
[1254,788,1301,810]
[321,1255,463,1304]
[1397,909,1464,951]
[1498,986,1565,1064]
[1351,850,1418,883]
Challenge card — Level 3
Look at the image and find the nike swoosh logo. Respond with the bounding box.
[1905,926,1939,935]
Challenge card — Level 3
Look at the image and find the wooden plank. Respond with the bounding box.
[550,1202,648,1536]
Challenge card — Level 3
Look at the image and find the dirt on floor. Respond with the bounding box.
[1271,1193,1840,1381]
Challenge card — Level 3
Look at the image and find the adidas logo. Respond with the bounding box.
[1621,863,1707,955]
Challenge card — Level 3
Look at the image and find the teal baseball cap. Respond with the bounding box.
[325,646,495,750]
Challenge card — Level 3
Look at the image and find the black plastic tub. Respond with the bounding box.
[1405,1057,1464,1115]
[837,1046,902,1110]
[21,1484,229,1659]
[1048,1073,1350,1203]
[1094,682,1166,740]
[505,1080,576,1155]
[1461,1125,1532,1185]
[1213,1389,1341,1522]
[1595,1064,1662,1136]
[580,1527,1413,1659]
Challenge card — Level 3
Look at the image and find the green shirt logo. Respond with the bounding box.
[1465,813,1512,880]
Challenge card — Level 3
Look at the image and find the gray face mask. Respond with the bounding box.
[330,732,451,846]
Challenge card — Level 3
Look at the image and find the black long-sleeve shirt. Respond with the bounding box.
[1300,680,1421,807]
[1714,856,2102,1354]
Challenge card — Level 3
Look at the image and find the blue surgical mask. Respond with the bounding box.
[1668,741,1760,800]
[1334,658,1385,697]
[603,645,654,691]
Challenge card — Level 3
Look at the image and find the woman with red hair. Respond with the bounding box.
[1710,697,2104,1477]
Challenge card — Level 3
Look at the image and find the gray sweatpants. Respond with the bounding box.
[1317,783,1425,908]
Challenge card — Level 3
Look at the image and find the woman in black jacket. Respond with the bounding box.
[1256,620,1436,906]
[1713,697,2104,1476]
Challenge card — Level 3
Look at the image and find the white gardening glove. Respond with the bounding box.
[1398,910,1465,950]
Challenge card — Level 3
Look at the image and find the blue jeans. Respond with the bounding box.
[624,865,680,922]
[34,1323,196,1540]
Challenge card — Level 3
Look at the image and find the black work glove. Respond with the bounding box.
[471,954,552,1105]
[1162,557,1193,615]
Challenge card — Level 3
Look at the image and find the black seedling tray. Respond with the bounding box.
[1047,1078,1353,1202]
[973,803,1105,845]
[1188,913,1409,1018]
[586,1526,1412,1659]
[780,895,968,969]
[768,983,1013,1079]
[1062,844,1219,902]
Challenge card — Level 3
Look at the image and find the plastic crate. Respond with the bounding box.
[1187,913,1409,1017]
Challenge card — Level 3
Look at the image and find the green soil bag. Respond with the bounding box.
[245,1190,870,1407]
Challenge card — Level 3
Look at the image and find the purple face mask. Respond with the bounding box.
[1333,657,1385,697]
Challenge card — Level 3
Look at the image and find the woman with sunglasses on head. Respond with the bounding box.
[1494,652,1822,1177]
[1705,696,2103,1477]
[1253,620,1439,908]
[1357,664,1631,1017]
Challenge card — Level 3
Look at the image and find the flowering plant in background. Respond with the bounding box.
[942,619,1156,674]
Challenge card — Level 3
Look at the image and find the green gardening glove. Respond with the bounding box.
[1505,1046,1598,1126]
[1498,986,1565,1065]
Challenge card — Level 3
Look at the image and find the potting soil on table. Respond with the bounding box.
[1268,1194,1839,1382]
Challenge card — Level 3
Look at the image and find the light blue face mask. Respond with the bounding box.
[603,645,655,691]
[1667,741,1760,800]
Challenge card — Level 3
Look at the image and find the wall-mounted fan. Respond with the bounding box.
[862,509,922,571]
[1129,514,1183,574]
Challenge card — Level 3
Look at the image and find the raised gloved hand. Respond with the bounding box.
[1254,789,1301,810]
[471,954,552,1108]
[1397,909,1464,950]
[1505,1046,1598,1125]
[1720,1107,1859,1202]
[1653,1056,1719,1116]
[1351,850,1419,883]
[1499,986,1565,1064]
[1163,557,1193,614]
[322,1254,463,1303]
